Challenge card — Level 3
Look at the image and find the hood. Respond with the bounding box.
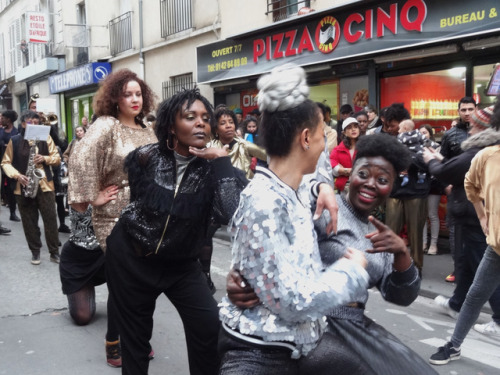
[461,128,500,151]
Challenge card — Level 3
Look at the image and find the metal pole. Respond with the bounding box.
[139,0,145,80]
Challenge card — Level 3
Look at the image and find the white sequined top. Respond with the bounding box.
[219,167,369,356]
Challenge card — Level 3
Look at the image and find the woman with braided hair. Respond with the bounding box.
[218,64,370,374]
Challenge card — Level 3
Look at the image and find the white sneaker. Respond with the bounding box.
[473,321,500,337]
[434,295,458,319]
[427,244,438,255]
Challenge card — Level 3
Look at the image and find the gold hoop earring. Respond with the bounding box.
[167,134,178,151]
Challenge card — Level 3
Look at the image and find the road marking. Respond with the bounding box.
[406,314,457,331]
[421,337,500,369]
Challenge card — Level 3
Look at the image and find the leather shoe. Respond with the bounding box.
[50,254,60,264]
[10,214,21,222]
[0,225,12,235]
[58,224,71,233]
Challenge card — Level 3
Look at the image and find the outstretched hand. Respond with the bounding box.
[313,183,338,235]
[365,215,406,255]
[226,269,260,309]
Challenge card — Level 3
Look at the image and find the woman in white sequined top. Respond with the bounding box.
[218,64,370,374]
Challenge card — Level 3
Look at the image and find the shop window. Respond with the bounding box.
[267,0,310,22]
[160,0,192,38]
[474,63,500,109]
[380,68,466,134]
[162,73,195,100]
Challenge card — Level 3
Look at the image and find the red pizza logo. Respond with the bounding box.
[315,16,340,54]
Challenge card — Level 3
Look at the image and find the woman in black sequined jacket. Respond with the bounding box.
[105,88,245,375]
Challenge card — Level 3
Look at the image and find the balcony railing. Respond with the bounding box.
[162,73,195,100]
[160,0,192,38]
[266,0,310,22]
[109,11,132,56]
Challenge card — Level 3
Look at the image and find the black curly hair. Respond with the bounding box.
[1,110,18,124]
[155,88,214,153]
[213,105,238,138]
[384,103,410,124]
[353,133,411,175]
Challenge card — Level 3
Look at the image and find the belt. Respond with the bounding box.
[221,322,301,359]
[346,302,365,308]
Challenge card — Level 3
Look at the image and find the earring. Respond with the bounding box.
[167,134,178,151]
[306,146,310,150]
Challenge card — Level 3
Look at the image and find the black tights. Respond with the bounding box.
[67,284,119,341]
[56,195,66,227]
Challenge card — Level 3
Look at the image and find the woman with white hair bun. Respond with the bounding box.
[218,64,370,374]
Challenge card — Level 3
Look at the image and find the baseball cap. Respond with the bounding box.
[342,117,359,130]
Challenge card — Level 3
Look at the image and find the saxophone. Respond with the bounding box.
[23,140,45,198]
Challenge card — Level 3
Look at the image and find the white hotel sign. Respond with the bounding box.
[26,12,50,44]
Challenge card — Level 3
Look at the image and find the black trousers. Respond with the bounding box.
[106,222,220,375]
[1,173,17,215]
[16,188,59,255]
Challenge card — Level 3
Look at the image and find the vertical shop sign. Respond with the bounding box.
[26,12,50,44]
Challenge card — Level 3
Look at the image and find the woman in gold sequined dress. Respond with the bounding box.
[67,69,157,367]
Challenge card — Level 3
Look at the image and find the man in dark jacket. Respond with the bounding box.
[440,97,476,160]
[383,103,430,274]
[423,107,500,330]
[439,97,477,282]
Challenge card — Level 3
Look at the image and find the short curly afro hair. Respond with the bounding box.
[353,133,411,175]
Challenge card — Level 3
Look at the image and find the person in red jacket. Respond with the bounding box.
[330,117,360,192]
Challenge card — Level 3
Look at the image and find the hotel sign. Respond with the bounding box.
[26,12,50,44]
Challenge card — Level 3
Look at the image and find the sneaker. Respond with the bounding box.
[58,224,71,233]
[9,214,21,222]
[473,321,500,337]
[149,347,155,360]
[0,225,11,235]
[106,340,122,368]
[50,254,60,264]
[429,342,461,365]
[445,273,455,283]
[31,253,41,265]
[427,244,438,255]
[434,295,458,319]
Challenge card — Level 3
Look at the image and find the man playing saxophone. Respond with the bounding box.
[1,110,61,265]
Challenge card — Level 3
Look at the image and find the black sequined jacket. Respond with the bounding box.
[119,143,245,259]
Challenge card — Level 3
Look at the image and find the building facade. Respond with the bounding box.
[1,0,500,141]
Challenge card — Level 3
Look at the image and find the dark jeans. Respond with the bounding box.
[16,189,59,255]
[106,222,220,375]
[1,173,17,215]
[449,224,500,322]
[451,246,500,347]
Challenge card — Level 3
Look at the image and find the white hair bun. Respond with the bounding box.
[257,63,309,113]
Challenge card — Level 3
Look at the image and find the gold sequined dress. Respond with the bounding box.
[68,116,157,250]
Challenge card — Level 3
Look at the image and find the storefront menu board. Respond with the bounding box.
[486,65,500,96]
